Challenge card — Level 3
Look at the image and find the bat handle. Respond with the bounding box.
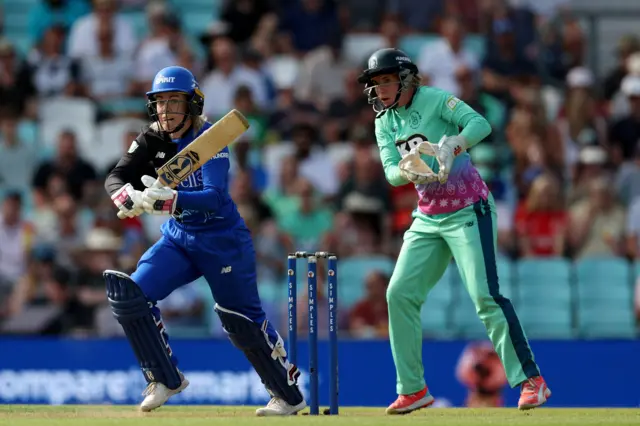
[117,211,127,220]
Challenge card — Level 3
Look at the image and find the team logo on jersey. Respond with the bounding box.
[409,111,421,129]
[446,95,460,111]
[128,141,138,153]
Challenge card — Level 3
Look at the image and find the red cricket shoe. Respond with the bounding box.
[386,387,435,415]
[518,376,551,410]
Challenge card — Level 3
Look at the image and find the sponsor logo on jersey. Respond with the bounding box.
[213,152,229,160]
[156,152,166,159]
[220,266,232,274]
[395,134,427,157]
[179,169,203,189]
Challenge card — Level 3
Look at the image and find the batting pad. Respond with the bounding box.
[215,304,304,406]
[104,270,182,390]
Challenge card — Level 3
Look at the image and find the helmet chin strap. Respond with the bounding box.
[160,114,190,136]
[373,84,404,113]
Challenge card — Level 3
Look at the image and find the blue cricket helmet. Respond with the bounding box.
[146,66,205,132]
[147,66,198,97]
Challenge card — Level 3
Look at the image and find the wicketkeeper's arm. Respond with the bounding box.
[438,92,492,148]
[375,120,409,187]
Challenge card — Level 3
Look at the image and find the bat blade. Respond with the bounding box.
[116,109,250,219]
[156,109,250,188]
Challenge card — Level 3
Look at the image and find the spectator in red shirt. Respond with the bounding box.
[515,173,567,257]
[348,270,389,338]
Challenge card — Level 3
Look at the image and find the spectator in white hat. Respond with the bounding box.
[556,66,607,177]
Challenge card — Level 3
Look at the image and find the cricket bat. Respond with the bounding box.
[117,109,250,219]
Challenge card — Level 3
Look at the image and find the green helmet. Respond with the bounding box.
[357,48,419,113]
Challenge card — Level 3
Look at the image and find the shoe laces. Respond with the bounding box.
[142,382,158,397]
[522,378,538,392]
[266,397,281,408]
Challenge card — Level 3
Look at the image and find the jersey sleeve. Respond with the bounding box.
[104,134,150,197]
[375,117,408,187]
[438,91,492,147]
[175,149,229,212]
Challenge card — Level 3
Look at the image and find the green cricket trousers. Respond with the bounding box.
[387,195,540,395]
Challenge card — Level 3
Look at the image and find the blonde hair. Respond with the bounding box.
[526,173,561,212]
[565,89,595,141]
[410,73,423,88]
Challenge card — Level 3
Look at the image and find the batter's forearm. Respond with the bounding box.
[177,189,223,211]
[105,171,127,197]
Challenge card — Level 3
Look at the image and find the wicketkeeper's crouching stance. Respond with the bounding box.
[104,66,306,415]
[358,49,551,413]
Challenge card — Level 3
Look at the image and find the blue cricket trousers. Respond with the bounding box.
[131,220,279,365]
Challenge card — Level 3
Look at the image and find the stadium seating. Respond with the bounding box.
[39,97,98,158]
[399,34,486,62]
[516,276,573,339]
[124,10,148,40]
[514,258,574,338]
[336,255,396,308]
[94,117,147,171]
[575,258,636,338]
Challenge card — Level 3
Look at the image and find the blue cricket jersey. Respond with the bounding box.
[165,122,245,233]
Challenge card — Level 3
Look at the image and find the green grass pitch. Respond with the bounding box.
[0,406,638,426]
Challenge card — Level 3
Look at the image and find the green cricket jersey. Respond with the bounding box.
[374,86,493,215]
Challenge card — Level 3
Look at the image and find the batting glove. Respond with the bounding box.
[111,183,144,218]
[140,175,178,215]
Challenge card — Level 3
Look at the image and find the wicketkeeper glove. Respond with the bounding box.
[433,135,468,184]
[398,145,439,185]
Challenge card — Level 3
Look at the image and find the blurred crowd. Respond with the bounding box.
[0,0,639,338]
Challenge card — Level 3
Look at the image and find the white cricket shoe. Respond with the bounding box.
[255,397,307,416]
[139,373,189,412]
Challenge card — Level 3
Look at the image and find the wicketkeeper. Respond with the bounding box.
[358,49,551,413]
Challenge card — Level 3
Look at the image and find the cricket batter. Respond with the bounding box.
[104,66,306,415]
[357,49,551,413]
